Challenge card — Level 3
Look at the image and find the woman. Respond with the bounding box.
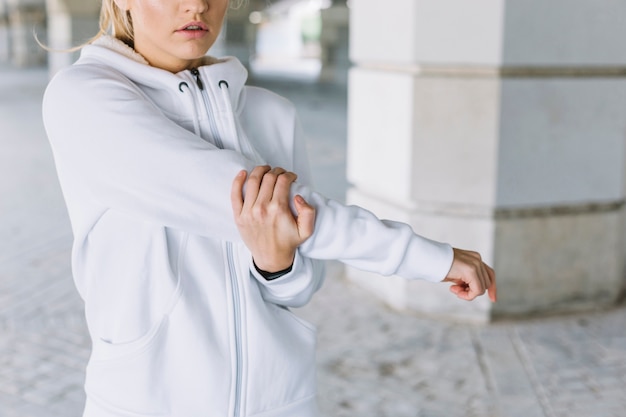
[42,0,496,416]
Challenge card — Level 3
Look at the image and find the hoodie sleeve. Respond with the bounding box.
[43,64,255,242]
[290,119,454,284]
[43,64,452,283]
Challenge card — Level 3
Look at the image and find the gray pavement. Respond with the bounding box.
[1,63,625,417]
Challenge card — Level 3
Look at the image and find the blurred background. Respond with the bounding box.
[1,0,625,416]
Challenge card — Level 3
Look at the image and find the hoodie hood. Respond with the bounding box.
[78,35,249,114]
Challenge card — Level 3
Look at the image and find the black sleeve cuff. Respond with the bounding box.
[253,260,293,281]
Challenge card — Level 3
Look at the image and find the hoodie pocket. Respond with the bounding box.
[85,315,172,416]
[83,251,184,416]
[82,211,186,348]
[81,214,187,416]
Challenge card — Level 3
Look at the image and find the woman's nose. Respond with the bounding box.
[182,0,208,14]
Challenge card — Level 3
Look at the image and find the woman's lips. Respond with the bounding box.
[176,22,209,39]
[178,21,209,31]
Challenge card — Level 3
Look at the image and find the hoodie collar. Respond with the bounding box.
[80,35,249,113]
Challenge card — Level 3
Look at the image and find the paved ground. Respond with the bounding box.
[1,64,625,417]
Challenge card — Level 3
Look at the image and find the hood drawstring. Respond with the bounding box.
[180,75,264,165]
[218,80,238,147]
[178,81,201,136]
[218,80,265,165]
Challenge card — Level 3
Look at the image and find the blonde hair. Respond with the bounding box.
[98,0,134,47]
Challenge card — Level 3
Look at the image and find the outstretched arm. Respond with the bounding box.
[234,166,496,303]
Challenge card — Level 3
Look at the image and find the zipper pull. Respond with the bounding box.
[190,68,204,90]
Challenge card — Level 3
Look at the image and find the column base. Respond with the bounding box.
[493,205,625,318]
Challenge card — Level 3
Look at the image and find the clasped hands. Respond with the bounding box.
[231,166,497,302]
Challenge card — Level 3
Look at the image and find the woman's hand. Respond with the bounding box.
[442,248,497,302]
[231,166,316,273]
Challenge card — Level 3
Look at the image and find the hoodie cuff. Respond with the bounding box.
[253,260,293,281]
[395,236,455,283]
[249,252,303,286]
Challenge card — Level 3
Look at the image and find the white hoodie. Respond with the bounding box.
[42,36,454,417]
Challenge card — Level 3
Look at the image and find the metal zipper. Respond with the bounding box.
[190,68,244,417]
[226,242,244,417]
[190,68,225,149]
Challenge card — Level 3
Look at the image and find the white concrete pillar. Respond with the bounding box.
[46,0,99,76]
[347,0,626,321]
[221,1,263,67]
[6,0,46,67]
[319,4,349,84]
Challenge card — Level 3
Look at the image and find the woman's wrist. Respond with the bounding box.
[253,259,293,281]
[252,250,296,274]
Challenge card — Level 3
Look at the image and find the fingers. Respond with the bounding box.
[458,250,487,300]
[236,165,301,223]
[470,258,489,300]
[249,166,297,208]
[240,165,271,212]
[486,264,497,302]
[230,170,247,216]
[445,248,497,303]
[294,194,316,240]
[271,169,297,208]
[475,261,497,303]
[255,166,286,204]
